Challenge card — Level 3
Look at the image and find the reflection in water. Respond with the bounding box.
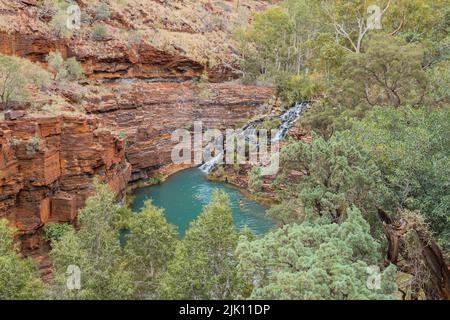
[131,168,274,238]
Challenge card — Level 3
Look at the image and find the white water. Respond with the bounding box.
[199,102,309,173]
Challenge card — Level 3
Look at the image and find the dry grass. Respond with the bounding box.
[0,0,272,67]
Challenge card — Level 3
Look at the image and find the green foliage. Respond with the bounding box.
[65,57,84,81]
[211,15,226,31]
[257,117,281,131]
[46,52,83,82]
[148,174,165,186]
[9,137,20,146]
[299,33,431,136]
[425,60,450,106]
[296,99,344,138]
[127,30,142,47]
[124,201,178,299]
[46,51,65,80]
[49,9,73,38]
[26,136,41,158]
[235,0,447,109]
[49,182,134,300]
[248,166,263,192]
[37,0,61,17]
[337,34,427,108]
[276,73,323,104]
[43,223,74,243]
[236,7,295,82]
[351,106,450,247]
[136,174,165,188]
[46,51,64,74]
[199,71,209,83]
[91,24,108,41]
[118,131,127,140]
[270,132,387,234]
[161,190,246,299]
[237,207,397,299]
[0,219,45,300]
[0,54,51,106]
[93,3,111,21]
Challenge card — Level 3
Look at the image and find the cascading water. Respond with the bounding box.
[199,102,309,173]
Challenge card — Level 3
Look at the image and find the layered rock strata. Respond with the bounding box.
[0,115,130,276]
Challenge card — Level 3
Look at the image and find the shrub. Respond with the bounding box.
[26,136,41,158]
[257,117,282,131]
[46,52,84,81]
[46,51,65,80]
[64,57,84,80]
[43,223,73,243]
[0,54,51,106]
[249,166,263,191]
[276,73,323,105]
[199,71,209,83]
[91,24,108,41]
[37,0,64,18]
[127,30,142,47]
[0,219,45,299]
[49,9,72,38]
[118,131,128,148]
[93,3,111,21]
[211,15,226,31]
[10,138,20,146]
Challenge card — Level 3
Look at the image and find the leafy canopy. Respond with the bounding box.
[237,207,397,299]
[0,219,45,300]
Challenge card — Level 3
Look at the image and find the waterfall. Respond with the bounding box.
[273,101,308,142]
[199,102,309,173]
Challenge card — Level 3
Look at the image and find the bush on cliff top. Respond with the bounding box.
[46,51,84,81]
[91,24,109,41]
[0,54,51,108]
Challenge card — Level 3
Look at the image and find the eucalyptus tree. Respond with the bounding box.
[124,201,178,299]
[0,219,45,300]
[49,182,134,300]
[161,190,247,299]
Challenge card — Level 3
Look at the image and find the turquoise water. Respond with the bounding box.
[131,168,273,237]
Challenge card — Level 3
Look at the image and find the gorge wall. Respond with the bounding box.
[0,0,273,275]
[0,115,131,277]
[0,83,272,276]
[84,82,272,182]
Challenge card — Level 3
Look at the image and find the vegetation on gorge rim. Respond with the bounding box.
[0,0,448,300]
[235,0,449,299]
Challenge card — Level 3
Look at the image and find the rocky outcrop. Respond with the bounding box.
[0,0,274,277]
[84,82,273,182]
[0,32,69,62]
[0,0,269,82]
[0,31,205,81]
[72,39,206,81]
[0,82,272,275]
[0,115,130,276]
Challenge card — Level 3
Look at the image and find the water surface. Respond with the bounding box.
[131,168,273,237]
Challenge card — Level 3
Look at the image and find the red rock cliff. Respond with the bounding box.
[0,0,274,276]
[0,115,131,276]
[84,82,273,181]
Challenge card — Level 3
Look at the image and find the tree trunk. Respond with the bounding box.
[382,213,450,300]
